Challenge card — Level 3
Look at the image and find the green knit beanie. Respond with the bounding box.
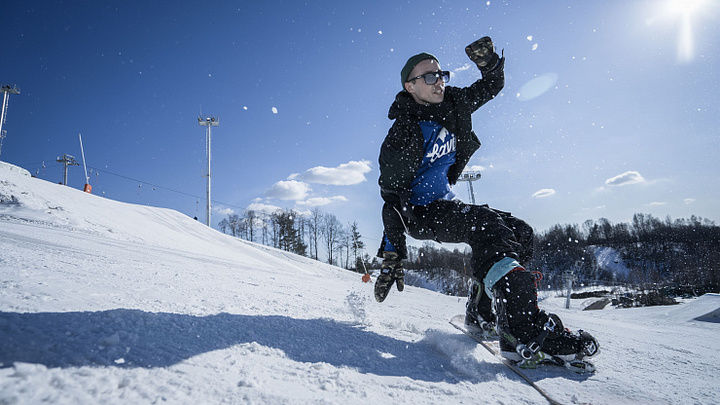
[400,52,439,89]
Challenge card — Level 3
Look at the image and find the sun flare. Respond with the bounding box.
[661,0,713,62]
[664,0,707,14]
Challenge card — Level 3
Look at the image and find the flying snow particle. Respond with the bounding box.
[243,106,248,110]
[527,35,533,41]
[532,43,539,51]
[378,30,383,34]
[271,107,278,114]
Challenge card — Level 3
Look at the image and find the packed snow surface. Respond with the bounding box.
[1,163,719,405]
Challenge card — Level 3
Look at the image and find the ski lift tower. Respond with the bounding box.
[0,84,21,157]
[56,154,79,186]
[457,171,481,204]
[198,115,218,227]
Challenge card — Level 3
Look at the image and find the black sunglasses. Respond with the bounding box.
[406,70,450,85]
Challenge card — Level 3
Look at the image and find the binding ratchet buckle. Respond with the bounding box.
[515,315,557,360]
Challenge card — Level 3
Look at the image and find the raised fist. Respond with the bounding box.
[466,37,500,72]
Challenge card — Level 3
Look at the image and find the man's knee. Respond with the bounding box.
[513,219,534,244]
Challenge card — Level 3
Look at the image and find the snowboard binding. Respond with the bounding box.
[492,283,598,373]
[494,285,556,362]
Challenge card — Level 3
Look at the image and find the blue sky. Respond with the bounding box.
[1,0,718,252]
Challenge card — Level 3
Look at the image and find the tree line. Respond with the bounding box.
[395,213,719,296]
[219,210,719,297]
[218,207,372,271]
[532,214,720,288]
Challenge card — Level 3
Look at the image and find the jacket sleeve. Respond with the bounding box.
[378,117,423,194]
[377,117,423,259]
[444,57,504,185]
[457,56,505,113]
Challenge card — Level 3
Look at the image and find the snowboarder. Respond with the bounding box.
[374,37,598,363]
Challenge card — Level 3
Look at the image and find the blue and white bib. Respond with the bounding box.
[410,121,457,206]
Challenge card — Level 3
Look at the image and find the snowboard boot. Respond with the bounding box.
[493,269,600,364]
[499,311,599,362]
[374,251,403,302]
[464,279,497,338]
[539,314,600,360]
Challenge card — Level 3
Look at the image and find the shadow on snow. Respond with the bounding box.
[0,309,495,383]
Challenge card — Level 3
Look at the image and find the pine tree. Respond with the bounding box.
[272,209,307,256]
[350,221,365,272]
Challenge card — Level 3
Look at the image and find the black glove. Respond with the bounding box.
[382,251,405,292]
[466,37,500,72]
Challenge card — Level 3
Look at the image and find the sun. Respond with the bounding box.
[664,0,707,14]
[647,0,714,63]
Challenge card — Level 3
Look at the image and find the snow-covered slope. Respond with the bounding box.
[1,163,719,405]
[592,246,631,279]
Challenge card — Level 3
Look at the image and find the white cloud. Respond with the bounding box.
[464,165,487,172]
[265,180,311,200]
[452,63,473,75]
[532,188,556,198]
[684,198,696,205]
[216,207,236,216]
[296,196,348,207]
[289,160,372,185]
[246,201,282,214]
[578,205,608,217]
[605,171,646,187]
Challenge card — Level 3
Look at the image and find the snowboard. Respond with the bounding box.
[450,314,595,405]
[450,314,596,373]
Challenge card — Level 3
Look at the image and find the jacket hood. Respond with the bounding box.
[388,90,459,134]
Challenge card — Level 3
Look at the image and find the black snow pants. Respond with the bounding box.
[380,199,535,321]
[381,198,550,342]
[382,199,534,276]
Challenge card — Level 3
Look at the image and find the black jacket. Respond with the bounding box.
[378,58,505,206]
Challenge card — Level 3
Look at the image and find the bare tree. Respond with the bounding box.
[260,212,270,245]
[308,207,323,260]
[226,214,240,237]
[245,209,257,242]
[322,213,342,265]
[341,224,351,269]
[218,218,229,234]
